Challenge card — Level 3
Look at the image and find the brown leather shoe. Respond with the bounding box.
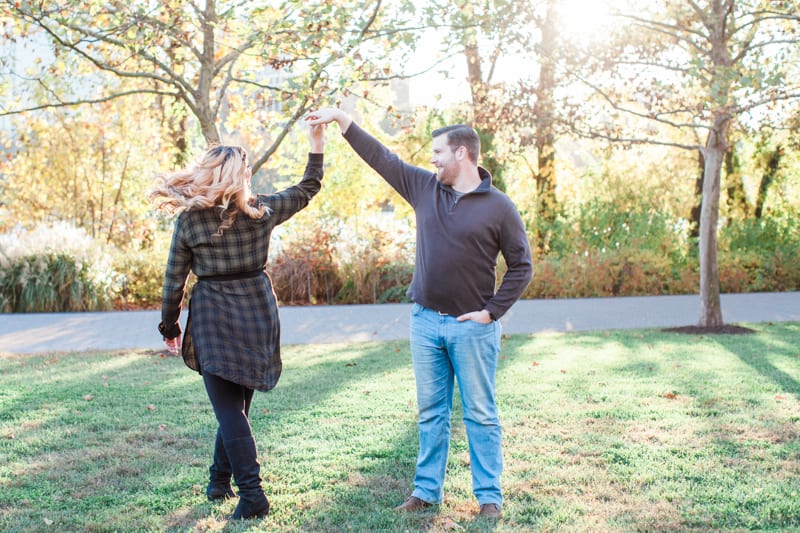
[479,503,502,519]
[394,496,433,512]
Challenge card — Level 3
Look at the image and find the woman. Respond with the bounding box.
[150,124,325,520]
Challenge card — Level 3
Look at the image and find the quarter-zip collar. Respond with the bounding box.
[439,167,493,212]
[437,166,493,195]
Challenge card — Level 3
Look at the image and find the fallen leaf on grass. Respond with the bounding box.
[438,517,464,531]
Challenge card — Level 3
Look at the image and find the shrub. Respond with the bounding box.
[336,259,413,305]
[721,214,800,253]
[377,262,414,303]
[268,225,341,305]
[544,200,691,265]
[718,249,800,293]
[0,223,120,312]
[333,224,414,305]
[112,245,170,310]
[525,248,695,299]
[718,216,800,293]
[6,210,797,311]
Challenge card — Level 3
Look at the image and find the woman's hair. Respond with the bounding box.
[149,144,268,236]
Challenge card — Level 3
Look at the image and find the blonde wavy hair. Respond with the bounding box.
[149,144,268,236]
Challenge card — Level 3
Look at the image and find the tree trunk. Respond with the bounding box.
[697,0,735,328]
[754,145,782,219]
[724,146,748,221]
[698,115,729,327]
[198,0,221,145]
[689,150,704,245]
[533,0,558,256]
[461,7,505,190]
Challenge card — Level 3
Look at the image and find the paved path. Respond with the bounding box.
[1,292,798,354]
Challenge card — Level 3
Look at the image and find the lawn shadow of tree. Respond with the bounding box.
[563,323,800,531]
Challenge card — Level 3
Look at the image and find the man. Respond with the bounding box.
[305,108,532,519]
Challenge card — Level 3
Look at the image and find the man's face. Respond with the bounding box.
[430,135,459,186]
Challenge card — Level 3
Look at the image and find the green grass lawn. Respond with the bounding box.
[1,322,799,532]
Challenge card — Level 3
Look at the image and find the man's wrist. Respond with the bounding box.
[336,111,353,133]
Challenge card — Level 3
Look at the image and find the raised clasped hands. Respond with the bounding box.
[305,108,352,132]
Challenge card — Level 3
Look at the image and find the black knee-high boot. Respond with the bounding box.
[226,435,270,520]
[206,428,236,501]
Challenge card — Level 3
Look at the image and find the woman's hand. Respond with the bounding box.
[309,123,326,154]
[164,336,181,356]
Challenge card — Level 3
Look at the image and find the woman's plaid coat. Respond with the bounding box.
[158,154,323,391]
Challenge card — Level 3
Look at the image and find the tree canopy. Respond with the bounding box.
[1,0,799,322]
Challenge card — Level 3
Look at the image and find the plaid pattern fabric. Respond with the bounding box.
[159,154,323,391]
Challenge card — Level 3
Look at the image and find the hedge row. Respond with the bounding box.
[2,220,798,313]
[1,247,797,313]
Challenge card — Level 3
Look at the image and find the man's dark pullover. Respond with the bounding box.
[343,122,533,319]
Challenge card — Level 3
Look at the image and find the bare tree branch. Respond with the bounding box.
[0,89,178,116]
[19,10,195,96]
[732,12,800,35]
[687,0,713,30]
[569,124,703,151]
[619,12,709,47]
[572,73,707,131]
[359,52,461,82]
[106,3,200,59]
[735,88,800,114]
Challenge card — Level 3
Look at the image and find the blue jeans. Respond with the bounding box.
[408,303,503,506]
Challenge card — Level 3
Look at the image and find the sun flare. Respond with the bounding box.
[557,0,619,45]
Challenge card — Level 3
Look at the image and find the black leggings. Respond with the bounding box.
[203,372,255,441]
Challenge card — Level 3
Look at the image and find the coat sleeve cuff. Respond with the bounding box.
[158,321,182,339]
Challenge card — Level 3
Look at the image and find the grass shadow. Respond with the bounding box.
[2,323,799,531]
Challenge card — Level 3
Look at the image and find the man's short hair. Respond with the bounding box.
[432,124,481,164]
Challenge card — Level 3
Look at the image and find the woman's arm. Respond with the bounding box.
[158,214,192,350]
[258,125,325,225]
